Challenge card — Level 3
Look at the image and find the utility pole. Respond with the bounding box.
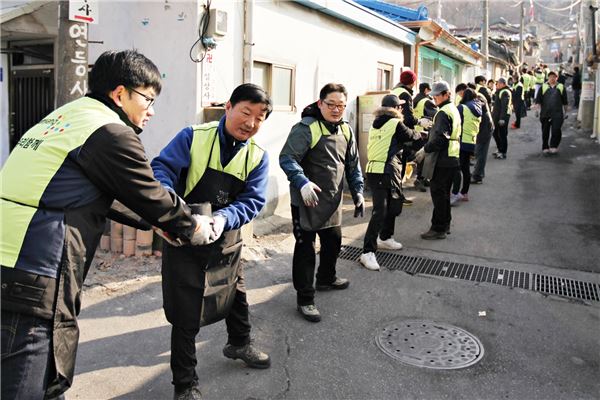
[56,1,89,107]
[482,0,489,73]
[519,1,525,65]
[578,0,596,132]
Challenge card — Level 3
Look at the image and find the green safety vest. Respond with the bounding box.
[514,82,525,100]
[0,97,124,271]
[522,74,532,91]
[499,88,513,114]
[541,83,565,96]
[535,72,545,84]
[391,86,411,99]
[454,94,462,106]
[436,102,461,158]
[460,105,481,145]
[308,119,351,148]
[366,118,399,173]
[184,121,264,198]
[413,97,432,133]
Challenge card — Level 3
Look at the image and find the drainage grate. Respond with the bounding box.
[376,319,484,369]
[339,246,600,302]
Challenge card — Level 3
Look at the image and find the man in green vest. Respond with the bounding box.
[534,70,568,155]
[510,73,526,129]
[279,83,364,323]
[1,50,211,399]
[359,94,423,271]
[412,82,438,191]
[491,77,512,159]
[151,84,273,399]
[414,81,461,240]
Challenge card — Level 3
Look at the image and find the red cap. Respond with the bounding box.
[400,70,417,85]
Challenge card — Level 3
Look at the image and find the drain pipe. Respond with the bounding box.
[414,28,442,79]
[242,0,254,84]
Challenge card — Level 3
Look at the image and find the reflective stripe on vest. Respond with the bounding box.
[308,120,350,149]
[184,122,264,197]
[541,83,565,96]
[460,105,481,145]
[437,103,461,158]
[391,86,410,99]
[514,82,525,100]
[0,97,124,269]
[366,118,399,173]
[500,88,513,114]
[414,97,432,133]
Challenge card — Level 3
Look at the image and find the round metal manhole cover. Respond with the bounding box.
[376,319,484,369]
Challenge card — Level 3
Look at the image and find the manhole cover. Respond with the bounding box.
[376,319,484,369]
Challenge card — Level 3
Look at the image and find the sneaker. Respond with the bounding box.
[359,252,380,271]
[377,237,403,250]
[450,193,463,205]
[421,229,447,240]
[542,149,550,155]
[413,178,427,192]
[510,123,518,129]
[315,277,350,291]
[174,383,202,400]
[496,153,507,160]
[460,193,469,202]
[549,147,559,154]
[403,197,414,206]
[492,151,500,158]
[223,342,271,369]
[471,176,483,184]
[297,304,321,322]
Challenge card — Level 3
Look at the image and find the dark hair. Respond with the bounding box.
[229,83,273,118]
[487,79,495,84]
[455,83,467,93]
[474,75,486,85]
[419,82,431,93]
[467,82,476,90]
[574,66,580,72]
[89,50,162,95]
[460,88,477,104]
[319,83,347,100]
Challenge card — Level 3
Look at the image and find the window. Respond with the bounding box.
[252,60,295,111]
[376,62,393,90]
[420,58,435,85]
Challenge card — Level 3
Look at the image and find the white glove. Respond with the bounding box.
[210,213,226,241]
[300,181,321,207]
[498,119,506,127]
[418,118,433,129]
[414,148,426,163]
[190,214,214,246]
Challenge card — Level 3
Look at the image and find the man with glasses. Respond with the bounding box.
[1,50,212,399]
[279,83,364,323]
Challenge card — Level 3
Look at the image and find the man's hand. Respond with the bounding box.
[210,214,226,241]
[190,215,214,246]
[418,118,433,129]
[414,148,426,164]
[300,181,321,207]
[354,193,365,218]
[498,119,506,127]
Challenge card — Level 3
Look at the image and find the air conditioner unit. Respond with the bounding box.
[207,8,227,38]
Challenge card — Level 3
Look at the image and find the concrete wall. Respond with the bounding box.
[1,52,9,167]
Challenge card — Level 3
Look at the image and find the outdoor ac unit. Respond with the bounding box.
[207,8,227,39]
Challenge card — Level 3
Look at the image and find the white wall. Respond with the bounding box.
[1,51,9,167]
[88,1,201,158]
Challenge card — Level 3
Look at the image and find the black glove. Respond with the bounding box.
[354,193,365,218]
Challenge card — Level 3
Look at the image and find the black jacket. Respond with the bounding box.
[492,87,512,123]
[535,83,568,118]
[424,100,460,168]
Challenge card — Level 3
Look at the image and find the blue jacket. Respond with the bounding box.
[151,116,269,231]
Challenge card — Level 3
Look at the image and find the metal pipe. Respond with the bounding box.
[242,0,254,84]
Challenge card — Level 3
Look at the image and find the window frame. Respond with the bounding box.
[252,59,296,112]
[376,62,394,91]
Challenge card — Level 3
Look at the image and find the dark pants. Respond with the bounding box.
[429,166,458,232]
[473,130,491,180]
[1,311,63,400]
[514,112,522,128]
[492,123,509,154]
[170,287,251,390]
[540,117,564,149]
[573,89,581,108]
[362,174,403,254]
[291,205,342,306]
[452,150,473,195]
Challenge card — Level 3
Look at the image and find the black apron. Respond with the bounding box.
[162,134,247,329]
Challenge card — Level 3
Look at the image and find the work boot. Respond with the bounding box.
[174,383,202,400]
[297,304,321,322]
[420,229,447,240]
[223,342,271,369]
[315,277,350,291]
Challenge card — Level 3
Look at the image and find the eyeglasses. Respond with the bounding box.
[128,87,155,109]
[322,101,347,111]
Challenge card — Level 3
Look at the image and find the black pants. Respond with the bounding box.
[363,174,403,254]
[429,166,458,232]
[492,123,509,154]
[540,117,564,149]
[573,89,581,108]
[291,205,341,306]
[170,287,250,390]
[452,150,473,195]
[514,112,522,128]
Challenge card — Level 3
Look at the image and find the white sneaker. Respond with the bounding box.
[450,193,463,205]
[359,252,380,271]
[377,237,403,250]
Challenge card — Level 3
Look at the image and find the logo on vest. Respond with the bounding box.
[41,115,72,136]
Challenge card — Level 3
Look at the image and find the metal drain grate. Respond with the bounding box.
[376,319,484,369]
[340,246,599,302]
